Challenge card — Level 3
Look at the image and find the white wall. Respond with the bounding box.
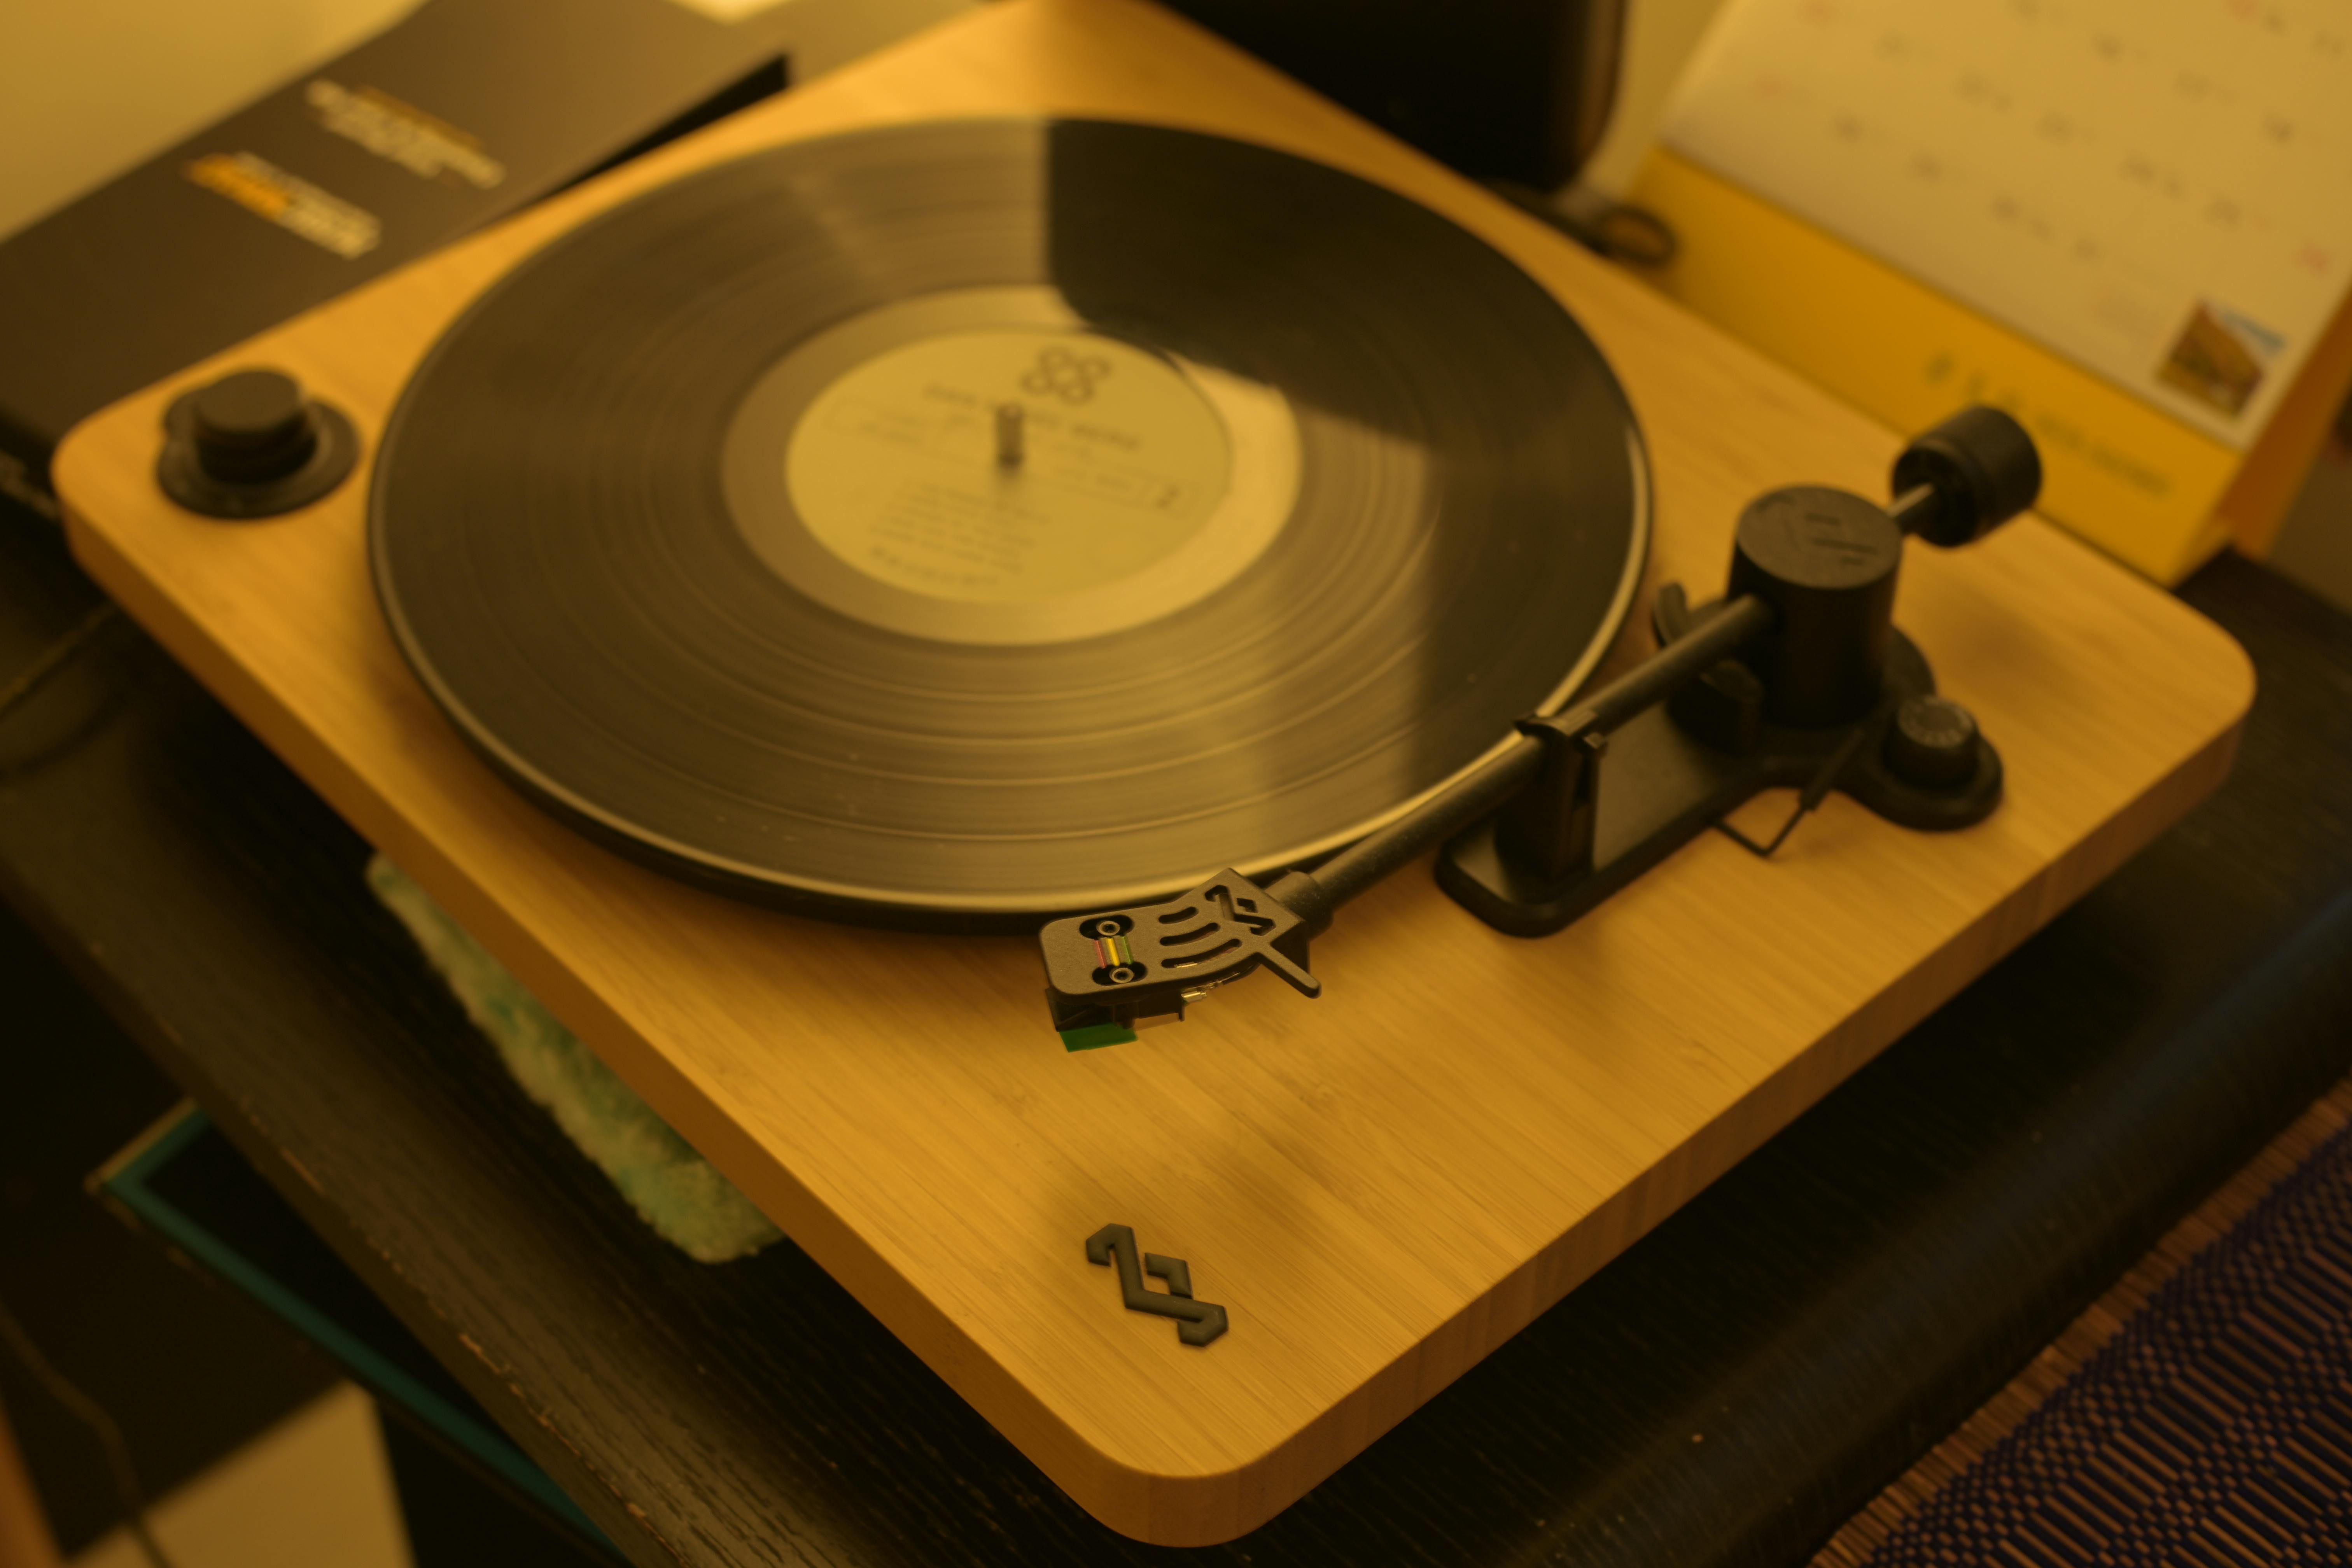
[0,0,422,240]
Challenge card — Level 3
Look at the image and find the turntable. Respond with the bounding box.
[52,0,2251,1546]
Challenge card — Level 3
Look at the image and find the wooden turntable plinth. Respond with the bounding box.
[53,0,2252,1546]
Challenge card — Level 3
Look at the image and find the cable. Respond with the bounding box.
[0,602,118,724]
[0,1288,180,1568]
[1480,178,1680,268]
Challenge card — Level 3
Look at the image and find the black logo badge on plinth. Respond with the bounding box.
[1087,1224,1227,1346]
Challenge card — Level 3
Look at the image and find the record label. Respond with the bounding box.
[787,329,1232,607]
[726,287,1301,645]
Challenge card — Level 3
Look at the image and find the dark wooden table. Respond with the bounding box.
[3,497,2348,1568]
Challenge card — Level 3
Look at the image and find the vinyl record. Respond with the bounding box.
[370,118,1648,926]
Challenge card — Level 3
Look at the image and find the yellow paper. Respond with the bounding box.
[1631,150,2240,583]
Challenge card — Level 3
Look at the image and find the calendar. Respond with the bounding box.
[1661,0,2352,450]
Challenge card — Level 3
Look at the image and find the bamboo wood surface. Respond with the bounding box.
[52,0,2253,1545]
[0,1397,61,1568]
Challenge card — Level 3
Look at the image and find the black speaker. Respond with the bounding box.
[1162,0,1625,188]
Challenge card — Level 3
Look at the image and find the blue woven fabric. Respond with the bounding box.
[1867,1120,2352,1566]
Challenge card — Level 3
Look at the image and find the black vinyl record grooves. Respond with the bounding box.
[371,119,1648,926]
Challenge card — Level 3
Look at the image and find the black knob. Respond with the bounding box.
[192,370,318,482]
[1891,406,2042,548]
[1885,693,1979,788]
[157,366,357,520]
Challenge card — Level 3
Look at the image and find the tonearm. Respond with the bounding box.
[1038,406,2043,1046]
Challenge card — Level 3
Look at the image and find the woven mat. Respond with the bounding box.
[1816,1075,2352,1566]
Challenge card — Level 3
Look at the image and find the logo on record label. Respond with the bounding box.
[1020,345,1113,405]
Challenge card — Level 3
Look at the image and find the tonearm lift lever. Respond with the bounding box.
[1039,407,2044,1046]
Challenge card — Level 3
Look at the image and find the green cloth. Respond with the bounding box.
[366,856,782,1264]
